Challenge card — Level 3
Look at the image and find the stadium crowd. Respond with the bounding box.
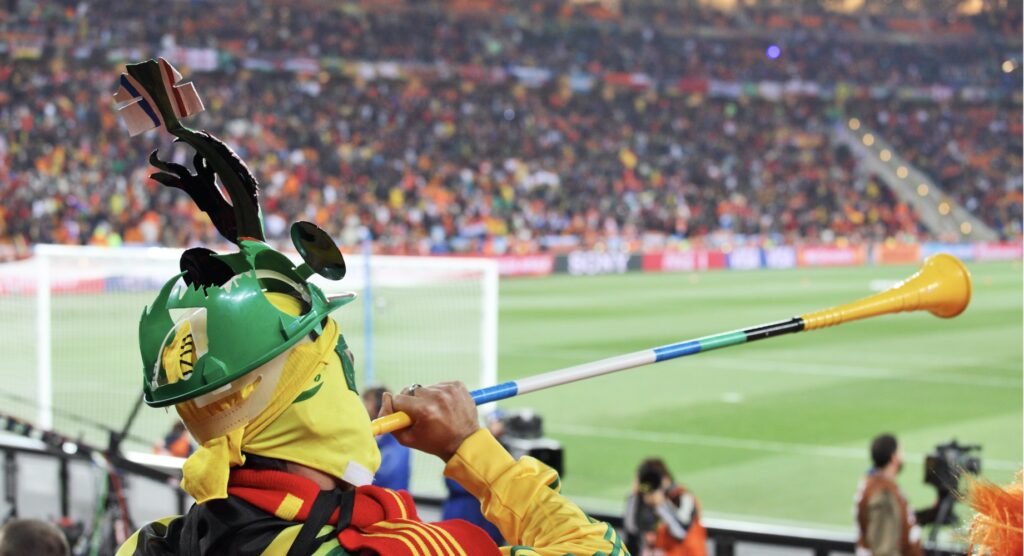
[0,0,1020,255]
[850,99,1023,239]
[10,1,1019,88]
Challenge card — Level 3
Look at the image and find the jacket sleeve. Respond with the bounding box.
[655,492,697,541]
[623,494,639,534]
[444,429,626,556]
[865,489,902,556]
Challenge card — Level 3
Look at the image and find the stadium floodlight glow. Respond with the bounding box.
[1003,60,1016,73]
[373,255,972,436]
[880,149,892,161]
[961,222,972,235]
[848,118,861,130]
[862,133,875,146]
[917,183,929,196]
[939,201,952,215]
[896,166,909,179]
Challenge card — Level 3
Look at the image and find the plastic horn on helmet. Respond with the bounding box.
[371,254,972,436]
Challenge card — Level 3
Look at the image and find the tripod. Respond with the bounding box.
[915,488,959,555]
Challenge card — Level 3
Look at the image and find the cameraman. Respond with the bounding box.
[624,458,707,556]
[854,434,923,556]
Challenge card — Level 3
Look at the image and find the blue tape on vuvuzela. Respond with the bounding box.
[652,340,701,362]
[471,381,519,404]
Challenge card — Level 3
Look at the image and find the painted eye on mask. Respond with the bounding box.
[334,337,359,393]
[293,374,323,404]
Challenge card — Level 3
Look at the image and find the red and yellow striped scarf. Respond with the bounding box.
[228,469,501,555]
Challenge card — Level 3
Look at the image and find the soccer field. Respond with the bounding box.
[1,259,1020,529]
[497,261,1022,528]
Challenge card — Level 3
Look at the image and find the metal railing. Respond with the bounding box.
[1,435,967,556]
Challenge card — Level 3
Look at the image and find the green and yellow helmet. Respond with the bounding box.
[139,231,355,408]
[119,58,355,408]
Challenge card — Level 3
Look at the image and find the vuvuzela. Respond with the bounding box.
[371,254,971,436]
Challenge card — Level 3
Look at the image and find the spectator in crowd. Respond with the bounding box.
[117,86,625,553]
[854,433,923,556]
[964,471,1023,555]
[362,386,412,491]
[0,518,70,556]
[153,421,195,458]
[624,458,707,556]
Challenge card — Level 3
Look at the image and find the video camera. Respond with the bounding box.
[495,409,564,476]
[916,440,982,536]
[923,439,982,495]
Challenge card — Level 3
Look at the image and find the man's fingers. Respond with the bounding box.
[377,381,479,461]
[389,383,464,429]
[377,392,394,418]
[388,392,428,444]
[390,391,433,417]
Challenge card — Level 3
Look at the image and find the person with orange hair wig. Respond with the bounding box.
[965,472,1023,556]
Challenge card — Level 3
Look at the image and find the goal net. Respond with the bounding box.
[0,244,498,497]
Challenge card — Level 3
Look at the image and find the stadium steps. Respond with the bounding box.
[833,120,999,241]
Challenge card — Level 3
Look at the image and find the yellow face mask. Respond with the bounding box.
[170,293,380,503]
[243,333,380,487]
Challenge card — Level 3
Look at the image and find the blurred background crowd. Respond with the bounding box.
[0,0,1020,256]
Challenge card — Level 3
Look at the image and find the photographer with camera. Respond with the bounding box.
[624,458,707,556]
[855,434,923,556]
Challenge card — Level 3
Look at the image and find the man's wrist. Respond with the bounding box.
[443,429,517,499]
[440,426,482,462]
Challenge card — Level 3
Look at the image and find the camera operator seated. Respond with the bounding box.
[624,458,706,556]
[855,434,923,556]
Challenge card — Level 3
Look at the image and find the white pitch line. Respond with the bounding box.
[549,424,1021,471]
[700,356,1022,389]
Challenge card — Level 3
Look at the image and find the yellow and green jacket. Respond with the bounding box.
[117,429,626,556]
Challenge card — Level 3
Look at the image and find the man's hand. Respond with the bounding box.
[643,489,666,508]
[378,381,481,462]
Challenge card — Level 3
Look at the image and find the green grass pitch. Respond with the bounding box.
[1,260,1019,529]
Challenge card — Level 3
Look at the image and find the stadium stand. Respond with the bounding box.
[0,0,1020,257]
[849,99,1023,239]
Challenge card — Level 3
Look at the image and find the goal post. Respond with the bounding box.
[332,249,499,400]
[3,244,498,496]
